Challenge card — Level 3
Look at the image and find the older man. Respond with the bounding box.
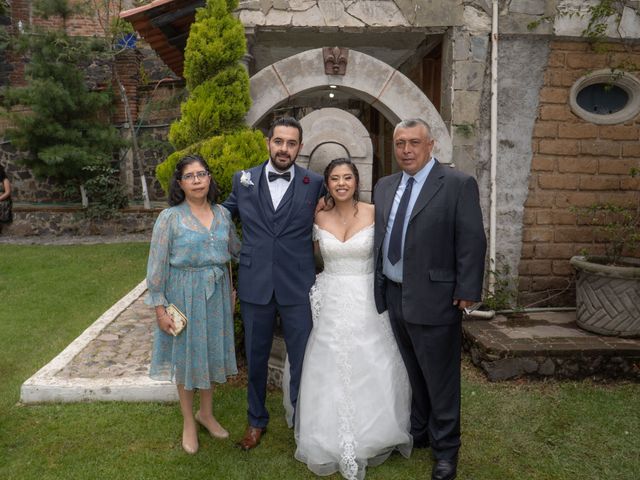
[373,118,486,480]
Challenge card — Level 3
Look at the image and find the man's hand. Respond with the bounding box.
[453,299,474,311]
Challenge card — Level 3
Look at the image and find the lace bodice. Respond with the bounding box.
[314,224,374,276]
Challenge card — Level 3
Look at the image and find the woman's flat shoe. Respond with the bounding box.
[182,427,199,454]
[182,440,198,454]
[195,411,230,439]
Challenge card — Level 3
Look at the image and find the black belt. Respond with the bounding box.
[385,277,402,288]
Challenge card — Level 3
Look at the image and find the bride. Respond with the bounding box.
[290,158,412,480]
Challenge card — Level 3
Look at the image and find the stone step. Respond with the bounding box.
[463,311,640,381]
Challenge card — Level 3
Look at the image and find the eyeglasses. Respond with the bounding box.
[180,171,210,182]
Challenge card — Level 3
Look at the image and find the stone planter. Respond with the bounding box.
[570,256,640,337]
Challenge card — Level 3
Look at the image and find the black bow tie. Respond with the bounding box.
[268,171,291,182]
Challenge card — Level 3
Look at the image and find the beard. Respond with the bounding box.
[269,151,297,171]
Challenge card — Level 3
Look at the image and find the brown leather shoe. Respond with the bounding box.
[238,426,266,451]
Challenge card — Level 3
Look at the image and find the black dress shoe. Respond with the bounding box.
[432,459,457,480]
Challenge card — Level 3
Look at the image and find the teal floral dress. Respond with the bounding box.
[146,203,240,390]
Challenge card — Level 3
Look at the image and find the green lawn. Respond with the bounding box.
[0,243,638,479]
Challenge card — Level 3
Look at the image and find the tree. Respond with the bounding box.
[156,0,266,200]
[1,0,125,204]
[91,0,153,209]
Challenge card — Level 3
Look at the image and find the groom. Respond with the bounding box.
[373,119,486,480]
[223,117,324,450]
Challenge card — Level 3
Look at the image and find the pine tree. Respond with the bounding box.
[1,0,124,188]
[156,0,266,198]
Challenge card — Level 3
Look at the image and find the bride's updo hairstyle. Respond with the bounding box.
[322,157,360,211]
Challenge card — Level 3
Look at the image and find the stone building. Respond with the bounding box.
[3,0,640,307]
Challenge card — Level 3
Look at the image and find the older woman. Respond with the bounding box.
[0,164,12,231]
[146,154,240,454]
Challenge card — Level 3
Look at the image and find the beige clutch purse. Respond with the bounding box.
[166,304,188,336]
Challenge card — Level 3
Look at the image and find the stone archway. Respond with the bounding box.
[296,108,374,201]
[246,48,451,163]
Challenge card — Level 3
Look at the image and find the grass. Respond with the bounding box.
[1,243,639,479]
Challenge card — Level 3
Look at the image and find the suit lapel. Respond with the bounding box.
[409,160,444,222]
[381,173,402,227]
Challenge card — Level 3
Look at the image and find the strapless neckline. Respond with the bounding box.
[314,223,374,244]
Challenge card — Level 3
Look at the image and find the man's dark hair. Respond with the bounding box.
[267,117,303,143]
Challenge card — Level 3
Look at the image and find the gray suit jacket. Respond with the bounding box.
[373,160,486,325]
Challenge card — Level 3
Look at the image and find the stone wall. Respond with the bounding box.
[0,144,65,202]
[2,204,161,237]
[519,40,640,306]
[237,0,464,28]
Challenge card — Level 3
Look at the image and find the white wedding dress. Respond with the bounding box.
[290,224,412,480]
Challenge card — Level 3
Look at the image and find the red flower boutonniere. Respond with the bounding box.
[303,176,310,184]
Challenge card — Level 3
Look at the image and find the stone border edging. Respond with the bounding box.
[20,280,178,404]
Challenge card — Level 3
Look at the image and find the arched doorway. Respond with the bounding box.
[297,108,374,201]
[246,48,451,165]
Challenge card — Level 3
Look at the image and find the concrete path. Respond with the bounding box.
[20,281,178,404]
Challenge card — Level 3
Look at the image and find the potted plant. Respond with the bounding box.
[570,168,640,337]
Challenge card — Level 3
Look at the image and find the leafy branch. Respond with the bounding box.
[527,0,639,45]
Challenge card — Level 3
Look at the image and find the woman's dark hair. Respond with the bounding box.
[0,164,6,182]
[322,157,360,211]
[168,154,218,206]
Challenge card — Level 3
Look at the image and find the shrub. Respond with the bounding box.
[158,0,264,199]
[168,65,250,150]
[183,5,246,90]
[68,165,129,219]
[157,128,267,200]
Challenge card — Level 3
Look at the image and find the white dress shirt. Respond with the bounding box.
[265,162,295,210]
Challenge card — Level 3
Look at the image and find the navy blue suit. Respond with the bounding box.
[224,161,324,428]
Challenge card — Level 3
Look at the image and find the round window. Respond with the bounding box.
[569,70,640,125]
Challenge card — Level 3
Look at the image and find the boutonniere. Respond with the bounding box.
[240,170,254,187]
[303,176,310,184]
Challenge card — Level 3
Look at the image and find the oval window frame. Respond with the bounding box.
[569,69,640,125]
